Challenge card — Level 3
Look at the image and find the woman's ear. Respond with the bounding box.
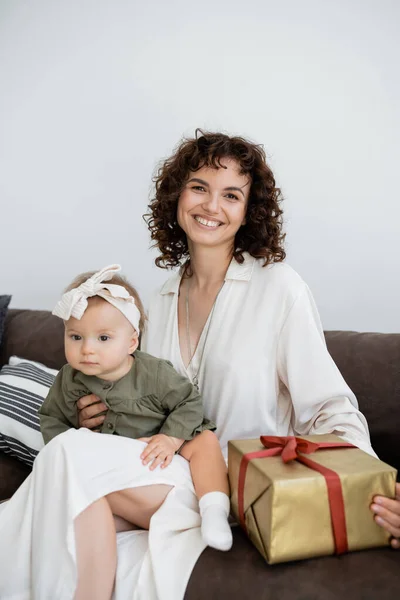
[129,332,139,354]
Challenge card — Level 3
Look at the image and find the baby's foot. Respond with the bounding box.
[199,492,233,551]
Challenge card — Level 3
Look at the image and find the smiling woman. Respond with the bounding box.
[146,129,286,269]
[140,129,400,553]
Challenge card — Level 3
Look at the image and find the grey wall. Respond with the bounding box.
[1,0,399,332]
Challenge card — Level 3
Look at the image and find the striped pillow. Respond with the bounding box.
[0,357,58,466]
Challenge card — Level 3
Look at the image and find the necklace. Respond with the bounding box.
[185,277,225,391]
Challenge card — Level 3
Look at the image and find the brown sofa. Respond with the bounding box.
[1,308,400,599]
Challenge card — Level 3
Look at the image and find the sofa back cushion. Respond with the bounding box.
[0,311,399,469]
[325,331,400,469]
[0,296,12,348]
[0,310,65,370]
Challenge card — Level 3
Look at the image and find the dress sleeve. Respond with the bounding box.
[276,284,376,457]
[157,360,215,440]
[38,367,80,444]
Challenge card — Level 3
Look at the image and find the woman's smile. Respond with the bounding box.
[193,215,223,229]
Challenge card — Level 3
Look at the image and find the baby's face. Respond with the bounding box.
[64,297,138,381]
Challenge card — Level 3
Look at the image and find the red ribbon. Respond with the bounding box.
[237,436,356,555]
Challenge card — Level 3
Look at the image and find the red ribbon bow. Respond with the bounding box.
[237,436,356,555]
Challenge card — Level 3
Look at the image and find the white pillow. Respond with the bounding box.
[8,356,59,375]
[0,356,58,466]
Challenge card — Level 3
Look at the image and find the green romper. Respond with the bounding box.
[39,350,215,444]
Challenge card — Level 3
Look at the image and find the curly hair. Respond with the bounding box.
[145,130,286,269]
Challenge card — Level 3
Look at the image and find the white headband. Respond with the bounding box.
[52,264,141,334]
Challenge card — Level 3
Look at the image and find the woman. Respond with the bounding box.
[79,130,400,546]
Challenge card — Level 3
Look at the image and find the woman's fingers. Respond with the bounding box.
[78,401,108,426]
[77,394,101,410]
[80,414,106,430]
[373,513,400,539]
[76,394,107,429]
[372,497,400,520]
[371,483,400,545]
[374,482,400,504]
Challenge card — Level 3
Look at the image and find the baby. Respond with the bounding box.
[39,264,232,551]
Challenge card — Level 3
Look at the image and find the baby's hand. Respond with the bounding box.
[138,434,184,470]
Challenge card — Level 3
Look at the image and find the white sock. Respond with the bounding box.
[198,492,233,551]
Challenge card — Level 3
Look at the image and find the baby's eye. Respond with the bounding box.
[99,335,110,342]
[70,334,81,341]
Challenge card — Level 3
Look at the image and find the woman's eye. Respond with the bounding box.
[99,335,110,342]
[192,185,205,192]
[71,335,81,341]
[226,193,239,201]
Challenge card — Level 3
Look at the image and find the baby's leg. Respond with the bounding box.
[106,484,173,530]
[179,430,229,497]
[180,431,232,551]
[74,497,117,600]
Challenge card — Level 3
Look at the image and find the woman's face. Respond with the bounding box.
[177,158,251,252]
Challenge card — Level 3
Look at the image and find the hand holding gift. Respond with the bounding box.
[371,482,400,548]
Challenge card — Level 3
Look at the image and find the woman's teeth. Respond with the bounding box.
[194,216,220,228]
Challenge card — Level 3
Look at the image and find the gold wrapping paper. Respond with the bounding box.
[228,435,397,564]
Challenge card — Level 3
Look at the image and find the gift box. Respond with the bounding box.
[228,435,397,564]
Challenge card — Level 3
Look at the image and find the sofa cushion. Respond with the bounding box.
[0,309,65,369]
[185,526,400,600]
[325,331,400,470]
[0,295,11,349]
[0,357,57,466]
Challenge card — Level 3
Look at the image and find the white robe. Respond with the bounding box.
[0,429,206,600]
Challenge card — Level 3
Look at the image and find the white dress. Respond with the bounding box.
[142,254,375,458]
[0,429,206,600]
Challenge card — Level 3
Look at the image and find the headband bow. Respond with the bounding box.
[52,264,141,333]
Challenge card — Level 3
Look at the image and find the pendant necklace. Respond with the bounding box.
[185,277,225,391]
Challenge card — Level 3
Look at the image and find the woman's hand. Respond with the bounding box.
[77,394,108,430]
[138,434,184,470]
[371,482,400,549]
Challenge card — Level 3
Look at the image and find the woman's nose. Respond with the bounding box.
[202,192,220,214]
